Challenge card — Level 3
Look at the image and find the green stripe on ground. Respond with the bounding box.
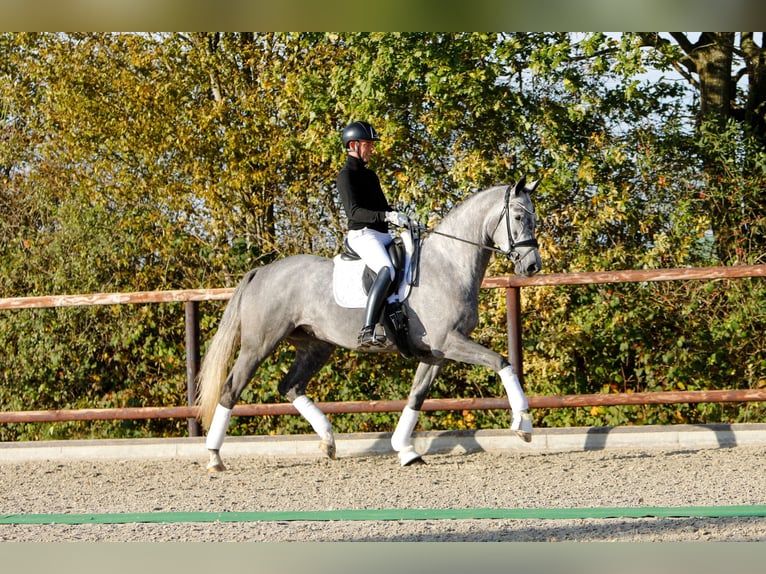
[3,505,766,525]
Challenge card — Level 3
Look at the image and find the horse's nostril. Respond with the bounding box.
[527,263,539,275]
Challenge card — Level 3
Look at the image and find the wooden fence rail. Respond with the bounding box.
[1,264,765,437]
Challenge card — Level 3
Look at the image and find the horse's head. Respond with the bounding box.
[491,176,542,277]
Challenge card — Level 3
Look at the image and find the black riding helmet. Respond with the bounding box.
[341,121,380,149]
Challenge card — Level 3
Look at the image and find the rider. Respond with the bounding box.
[337,121,410,348]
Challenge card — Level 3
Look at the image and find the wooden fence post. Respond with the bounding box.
[506,286,524,386]
[184,301,202,437]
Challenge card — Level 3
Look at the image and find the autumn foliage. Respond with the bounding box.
[1,33,765,440]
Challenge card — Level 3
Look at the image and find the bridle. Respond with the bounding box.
[428,185,539,261]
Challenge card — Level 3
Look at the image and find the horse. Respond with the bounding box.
[196,176,542,471]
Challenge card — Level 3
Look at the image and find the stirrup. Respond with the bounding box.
[358,325,386,348]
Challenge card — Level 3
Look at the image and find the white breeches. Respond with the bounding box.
[347,228,395,282]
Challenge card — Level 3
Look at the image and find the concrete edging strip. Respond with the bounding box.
[2,423,766,462]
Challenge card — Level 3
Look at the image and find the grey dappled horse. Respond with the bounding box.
[197,177,542,471]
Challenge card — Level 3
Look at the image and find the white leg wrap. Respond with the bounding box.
[293,395,332,438]
[205,404,232,451]
[499,365,528,412]
[391,406,420,451]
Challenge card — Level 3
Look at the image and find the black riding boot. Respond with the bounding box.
[358,268,393,348]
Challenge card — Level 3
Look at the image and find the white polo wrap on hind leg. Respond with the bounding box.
[293,395,333,438]
[206,404,233,451]
[391,406,419,451]
[499,365,528,412]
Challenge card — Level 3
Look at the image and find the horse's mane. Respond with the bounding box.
[433,185,506,233]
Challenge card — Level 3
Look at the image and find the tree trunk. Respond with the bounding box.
[669,33,743,263]
[740,32,766,143]
[689,33,736,128]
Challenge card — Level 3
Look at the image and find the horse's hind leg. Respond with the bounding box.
[280,333,337,459]
[206,335,282,472]
[391,362,442,466]
[205,352,264,471]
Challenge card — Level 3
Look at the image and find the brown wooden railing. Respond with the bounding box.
[2,264,765,437]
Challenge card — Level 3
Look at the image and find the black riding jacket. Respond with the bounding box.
[337,155,391,234]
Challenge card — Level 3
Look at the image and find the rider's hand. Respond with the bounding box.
[385,211,410,228]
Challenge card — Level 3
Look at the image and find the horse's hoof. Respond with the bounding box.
[206,462,226,473]
[206,450,226,472]
[515,430,532,443]
[512,410,533,443]
[397,446,424,466]
[320,433,337,460]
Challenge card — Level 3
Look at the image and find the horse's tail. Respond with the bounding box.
[196,269,257,430]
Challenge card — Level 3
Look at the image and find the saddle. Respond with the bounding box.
[340,236,407,296]
[337,234,419,358]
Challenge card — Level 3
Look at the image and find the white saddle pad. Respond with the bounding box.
[332,255,413,309]
[332,255,369,308]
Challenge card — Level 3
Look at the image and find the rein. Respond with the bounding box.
[425,185,538,260]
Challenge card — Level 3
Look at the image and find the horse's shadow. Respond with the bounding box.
[584,423,740,450]
[359,429,492,459]
[356,424,743,459]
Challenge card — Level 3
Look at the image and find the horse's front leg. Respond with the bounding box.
[292,395,336,459]
[441,332,532,442]
[391,362,442,466]
[499,365,533,441]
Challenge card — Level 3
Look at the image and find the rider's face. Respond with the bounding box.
[354,140,375,163]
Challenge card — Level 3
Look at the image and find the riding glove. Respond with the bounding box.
[385,211,410,228]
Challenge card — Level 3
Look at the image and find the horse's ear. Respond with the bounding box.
[512,175,527,196]
[526,179,541,193]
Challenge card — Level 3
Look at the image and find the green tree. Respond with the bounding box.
[636,33,766,264]
[1,32,765,440]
